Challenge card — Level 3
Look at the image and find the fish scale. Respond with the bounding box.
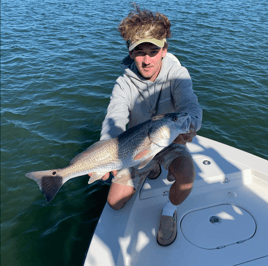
[26,112,191,202]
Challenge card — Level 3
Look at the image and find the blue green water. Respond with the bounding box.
[1,0,267,265]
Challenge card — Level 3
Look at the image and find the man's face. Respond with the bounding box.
[129,43,167,82]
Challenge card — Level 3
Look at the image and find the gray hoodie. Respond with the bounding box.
[100,53,202,140]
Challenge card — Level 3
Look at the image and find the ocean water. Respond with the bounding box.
[1,0,267,265]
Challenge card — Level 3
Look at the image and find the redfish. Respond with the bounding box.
[26,113,191,202]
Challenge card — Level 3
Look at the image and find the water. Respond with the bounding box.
[1,0,267,265]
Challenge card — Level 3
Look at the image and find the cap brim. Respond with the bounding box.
[129,38,166,51]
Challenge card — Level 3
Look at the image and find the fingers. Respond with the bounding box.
[111,170,118,177]
[173,129,196,145]
[102,170,118,181]
[182,133,194,142]
[173,135,181,144]
[173,134,187,145]
[184,131,196,140]
[102,172,110,180]
[88,170,117,180]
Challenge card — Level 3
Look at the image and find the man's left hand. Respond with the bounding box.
[173,125,196,145]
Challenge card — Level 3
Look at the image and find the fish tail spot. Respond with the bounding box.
[41,175,63,203]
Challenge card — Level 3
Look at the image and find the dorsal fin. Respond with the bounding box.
[70,140,111,165]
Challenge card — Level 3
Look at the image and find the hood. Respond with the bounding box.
[117,53,184,120]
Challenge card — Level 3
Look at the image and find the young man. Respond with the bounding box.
[90,6,202,246]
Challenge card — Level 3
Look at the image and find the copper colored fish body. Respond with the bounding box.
[26,113,191,202]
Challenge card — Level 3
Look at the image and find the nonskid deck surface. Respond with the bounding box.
[84,136,268,266]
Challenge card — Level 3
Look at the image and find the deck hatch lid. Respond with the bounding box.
[180,204,256,249]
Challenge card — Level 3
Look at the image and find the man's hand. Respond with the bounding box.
[173,125,196,145]
[88,170,118,181]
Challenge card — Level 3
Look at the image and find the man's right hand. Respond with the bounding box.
[88,170,118,181]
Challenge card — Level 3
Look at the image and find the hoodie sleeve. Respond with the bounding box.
[171,66,202,131]
[100,78,130,140]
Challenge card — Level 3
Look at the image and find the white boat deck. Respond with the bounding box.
[84,135,268,266]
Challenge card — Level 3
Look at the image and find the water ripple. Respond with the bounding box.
[1,0,268,265]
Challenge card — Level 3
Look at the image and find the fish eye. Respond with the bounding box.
[173,117,178,122]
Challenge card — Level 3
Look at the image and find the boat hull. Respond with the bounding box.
[84,135,268,266]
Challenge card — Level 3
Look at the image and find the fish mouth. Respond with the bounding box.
[181,114,191,133]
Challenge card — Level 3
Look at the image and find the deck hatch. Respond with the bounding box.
[180,204,256,249]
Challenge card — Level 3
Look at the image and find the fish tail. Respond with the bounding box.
[25,170,63,203]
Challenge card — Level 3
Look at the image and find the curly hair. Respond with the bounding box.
[118,3,171,44]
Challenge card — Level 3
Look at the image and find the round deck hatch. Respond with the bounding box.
[180,204,256,249]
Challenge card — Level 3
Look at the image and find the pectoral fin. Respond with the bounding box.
[134,139,157,161]
[134,149,151,160]
[134,143,158,169]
